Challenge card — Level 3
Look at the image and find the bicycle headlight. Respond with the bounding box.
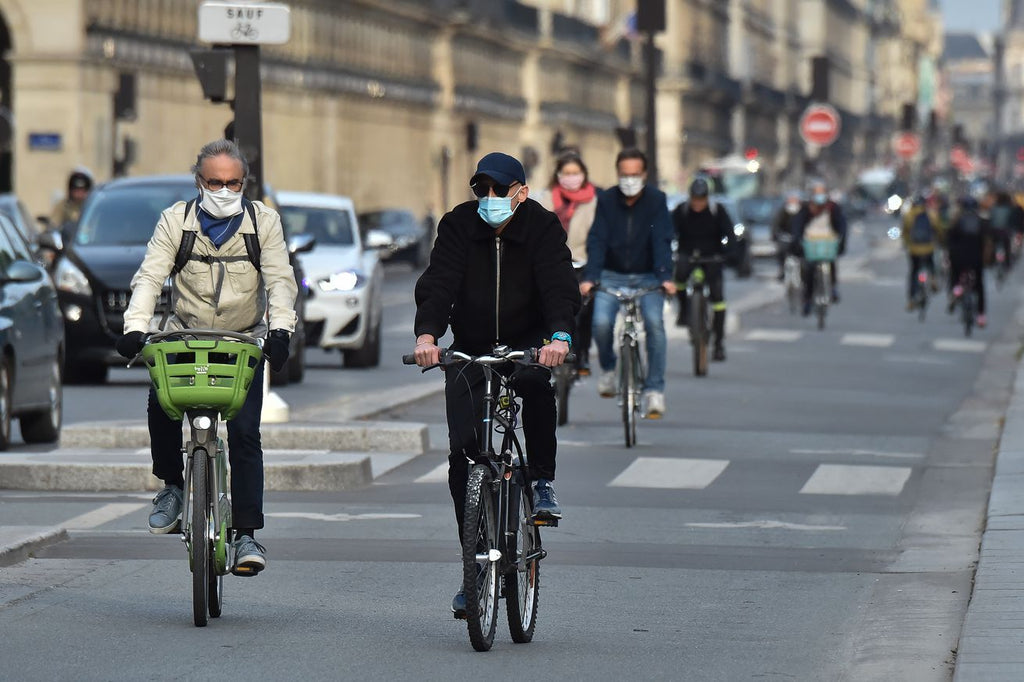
[53,257,92,296]
[733,223,746,237]
[317,269,367,292]
[192,415,213,430]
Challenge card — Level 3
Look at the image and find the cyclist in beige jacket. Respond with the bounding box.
[116,138,297,575]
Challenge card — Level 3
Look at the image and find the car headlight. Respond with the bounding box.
[317,270,367,292]
[733,223,746,237]
[886,195,903,213]
[53,257,92,296]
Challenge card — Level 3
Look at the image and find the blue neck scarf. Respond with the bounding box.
[197,205,244,248]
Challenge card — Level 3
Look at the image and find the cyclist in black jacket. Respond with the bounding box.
[671,177,733,361]
[412,152,580,617]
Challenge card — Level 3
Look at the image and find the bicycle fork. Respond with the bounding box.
[180,409,230,574]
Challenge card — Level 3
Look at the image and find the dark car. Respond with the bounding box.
[357,208,431,267]
[710,195,752,278]
[736,196,783,260]
[0,210,63,448]
[0,193,58,267]
[51,175,309,384]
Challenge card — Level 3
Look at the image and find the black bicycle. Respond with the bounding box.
[683,254,723,377]
[404,347,566,651]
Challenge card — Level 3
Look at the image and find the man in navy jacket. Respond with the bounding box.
[580,148,676,418]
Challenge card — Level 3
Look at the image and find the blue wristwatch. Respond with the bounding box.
[551,331,572,346]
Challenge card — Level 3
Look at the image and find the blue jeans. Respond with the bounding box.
[591,271,666,392]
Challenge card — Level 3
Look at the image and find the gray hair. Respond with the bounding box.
[191,138,249,178]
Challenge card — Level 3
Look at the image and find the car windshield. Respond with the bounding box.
[76,184,196,246]
[359,210,418,232]
[279,205,355,246]
[737,198,779,223]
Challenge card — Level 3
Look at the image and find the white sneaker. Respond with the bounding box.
[597,370,617,398]
[643,391,665,419]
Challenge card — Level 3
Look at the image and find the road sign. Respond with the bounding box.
[199,2,291,45]
[892,132,921,159]
[799,104,841,147]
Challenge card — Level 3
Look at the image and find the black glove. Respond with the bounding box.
[115,331,147,359]
[264,329,290,372]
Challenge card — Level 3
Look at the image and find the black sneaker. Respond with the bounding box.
[452,589,467,619]
[533,479,562,520]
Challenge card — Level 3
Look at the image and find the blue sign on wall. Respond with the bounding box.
[28,133,62,151]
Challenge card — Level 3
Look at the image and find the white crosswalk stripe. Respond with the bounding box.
[415,463,448,483]
[840,333,894,348]
[799,464,912,496]
[745,329,803,342]
[933,338,987,353]
[609,457,729,489]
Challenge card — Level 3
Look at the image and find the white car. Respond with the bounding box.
[275,192,384,368]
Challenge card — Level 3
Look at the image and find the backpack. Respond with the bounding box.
[909,211,934,244]
[170,198,262,275]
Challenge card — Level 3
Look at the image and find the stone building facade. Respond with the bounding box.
[0,0,940,220]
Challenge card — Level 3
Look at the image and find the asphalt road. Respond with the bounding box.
[1,216,1018,680]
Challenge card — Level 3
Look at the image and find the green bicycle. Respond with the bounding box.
[138,328,263,627]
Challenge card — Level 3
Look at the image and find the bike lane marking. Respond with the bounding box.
[61,503,147,530]
[609,457,729,489]
[933,339,987,353]
[841,333,894,348]
[799,464,912,496]
[745,329,803,342]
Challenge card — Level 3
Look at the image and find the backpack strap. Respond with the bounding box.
[170,199,198,276]
[242,198,261,271]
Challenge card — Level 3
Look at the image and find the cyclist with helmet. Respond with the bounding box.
[671,177,734,361]
[50,169,93,228]
[946,196,991,327]
[901,192,943,311]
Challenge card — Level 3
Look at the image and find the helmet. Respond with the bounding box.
[68,171,93,193]
[688,177,709,198]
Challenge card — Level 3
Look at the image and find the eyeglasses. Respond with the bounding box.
[470,180,519,199]
[200,176,244,192]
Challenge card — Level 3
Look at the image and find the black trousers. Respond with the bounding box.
[444,362,555,539]
[149,359,266,530]
[803,260,838,304]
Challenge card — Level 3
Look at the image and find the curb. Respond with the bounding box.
[60,420,429,454]
[0,526,69,567]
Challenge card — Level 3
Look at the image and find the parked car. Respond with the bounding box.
[51,175,310,384]
[0,210,63,448]
[736,196,783,259]
[0,193,57,266]
[276,192,384,368]
[357,208,431,267]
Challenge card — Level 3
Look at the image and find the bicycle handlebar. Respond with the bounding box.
[594,284,665,301]
[402,347,575,370]
[127,328,263,368]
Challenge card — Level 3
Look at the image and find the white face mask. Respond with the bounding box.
[200,186,244,219]
[618,176,644,197]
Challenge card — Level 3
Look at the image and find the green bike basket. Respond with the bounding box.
[141,338,263,421]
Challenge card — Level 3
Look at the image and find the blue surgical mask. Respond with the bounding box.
[477,186,524,228]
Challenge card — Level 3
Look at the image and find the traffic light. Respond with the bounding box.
[190,49,229,103]
[636,0,666,32]
[811,56,829,102]
[113,73,137,121]
[466,121,478,152]
[901,103,916,131]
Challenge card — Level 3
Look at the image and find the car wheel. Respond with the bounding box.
[0,357,11,451]
[21,357,62,444]
[64,361,108,385]
[343,320,381,368]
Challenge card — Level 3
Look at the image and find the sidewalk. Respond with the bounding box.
[955,352,1024,680]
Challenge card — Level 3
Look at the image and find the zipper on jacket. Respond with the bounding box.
[494,236,502,344]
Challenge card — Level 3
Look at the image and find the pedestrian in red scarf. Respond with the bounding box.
[538,151,599,374]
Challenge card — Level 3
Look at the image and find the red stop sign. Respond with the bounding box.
[799,104,841,146]
[893,132,921,159]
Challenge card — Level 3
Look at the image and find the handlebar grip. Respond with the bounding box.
[566,353,576,364]
[402,354,417,365]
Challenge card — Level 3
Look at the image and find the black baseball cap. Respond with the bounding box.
[471,152,526,187]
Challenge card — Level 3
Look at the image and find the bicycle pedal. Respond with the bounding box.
[531,517,559,527]
[231,565,262,577]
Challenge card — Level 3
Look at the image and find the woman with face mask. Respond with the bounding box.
[537,151,599,374]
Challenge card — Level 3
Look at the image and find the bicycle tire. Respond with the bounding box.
[191,450,210,627]
[629,343,642,442]
[963,290,975,337]
[554,366,570,427]
[815,264,828,331]
[620,340,635,448]
[505,474,540,643]
[690,290,708,376]
[462,464,499,652]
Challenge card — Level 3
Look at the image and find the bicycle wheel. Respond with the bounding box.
[690,290,708,376]
[814,264,828,331]
[620,340,635,448]
[962,290,975,337]
[505,474,540,643]
[462,464,499,651]
[191,449,210,627]
[554,365,570,427]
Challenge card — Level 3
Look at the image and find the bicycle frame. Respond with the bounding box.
[179,409,231,575]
